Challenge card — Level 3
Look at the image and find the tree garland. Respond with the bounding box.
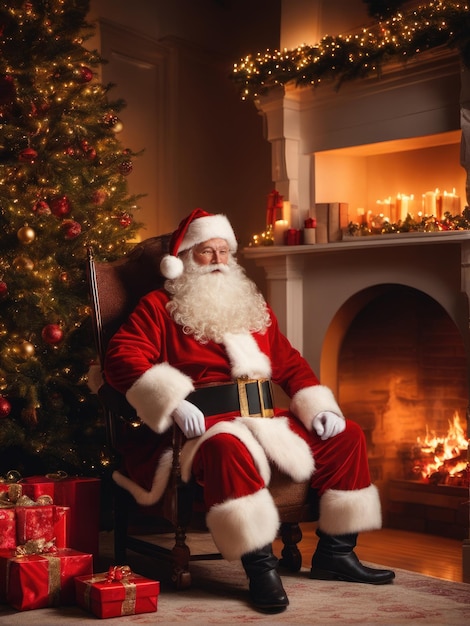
[231,1,470,100]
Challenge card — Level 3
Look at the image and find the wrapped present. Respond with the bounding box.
[0,509,16,550]
[0,483,69,550]
[21,475,100,561]
[0,548,92,610]
[16,504,70,549]
[75,566,159,618]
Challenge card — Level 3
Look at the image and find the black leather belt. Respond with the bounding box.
[187,379,274,418]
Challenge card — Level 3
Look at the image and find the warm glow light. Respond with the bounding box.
[416,412,468,482]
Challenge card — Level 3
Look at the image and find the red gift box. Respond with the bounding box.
[21,476,100,561]
[0,548,92,610]
[0,509,16,550]
[75,568,159,618]
[15,505,69,549]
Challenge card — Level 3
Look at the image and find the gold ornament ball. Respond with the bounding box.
[112,120,123,133]
[17,225,36,244]
[12,340,35,359]
[13,256,34,271]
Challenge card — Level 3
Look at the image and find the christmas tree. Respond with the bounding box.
[0,0,143,479]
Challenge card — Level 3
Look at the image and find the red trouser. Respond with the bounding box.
[192,418,371,511]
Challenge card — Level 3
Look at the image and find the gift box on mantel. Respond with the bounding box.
[0,548,92,610]
[75,566,160,618]
[20,474,101,562]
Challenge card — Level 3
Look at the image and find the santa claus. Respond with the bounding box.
[104,209,395,613]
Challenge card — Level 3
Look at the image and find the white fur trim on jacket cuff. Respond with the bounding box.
[290,385,343,431]
[126,362,194,433]
[206,488,280,561]
[318,484,382,535]
[112,449,173,506]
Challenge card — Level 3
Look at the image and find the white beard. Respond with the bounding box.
[165,255,271,343]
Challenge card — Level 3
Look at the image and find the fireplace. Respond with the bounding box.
[338,283,469,540]
[243,232,470,571]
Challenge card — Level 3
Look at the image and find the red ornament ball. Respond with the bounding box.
[33,199,51,215]
[49,195,71,217]
[19,147,38,162]
[41,324,64,345]
[118,213,132,228]
[92,189,107,206]
[0,281,7,298]
[118,159,133,176]
[0,396,11,418]
[61,219,81,239]
[79,66,93,83]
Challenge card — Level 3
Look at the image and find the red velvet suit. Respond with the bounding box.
[104,288,382,561]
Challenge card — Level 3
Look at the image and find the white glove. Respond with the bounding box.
[312,411,346,440]
[172,400,206,438]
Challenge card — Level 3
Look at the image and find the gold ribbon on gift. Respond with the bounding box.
[0,484,53,508]
[45,471,68,481]
[0,470,22,484]
[120,579,137,616]
[15,538,56,556]
[46,555,61,606]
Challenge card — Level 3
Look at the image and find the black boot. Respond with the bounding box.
[310,530,395,585]
[241,544,289,613]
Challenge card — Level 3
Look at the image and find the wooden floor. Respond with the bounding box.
[273,523,468,583]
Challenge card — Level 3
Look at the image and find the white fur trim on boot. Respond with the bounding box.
[318,484,382,536]
[290,385,343,431]
[206,488,280,561]
[238,416,314,482]
[126,362,194,433]
[112,448,173,506]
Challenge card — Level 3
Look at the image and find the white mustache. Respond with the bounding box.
[198,263,230,275]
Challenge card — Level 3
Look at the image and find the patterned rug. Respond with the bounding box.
[1,533,469,625]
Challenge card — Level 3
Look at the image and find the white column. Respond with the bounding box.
[253,254,305,353]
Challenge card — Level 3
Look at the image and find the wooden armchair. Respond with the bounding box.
[86,235,318,589]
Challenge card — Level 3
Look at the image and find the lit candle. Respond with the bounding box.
[422,189,438,216]
[282,200,291,227]
[441,189,460,217]
[273,219,288,245]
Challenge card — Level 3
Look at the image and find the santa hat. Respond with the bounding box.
[160,209,238,279]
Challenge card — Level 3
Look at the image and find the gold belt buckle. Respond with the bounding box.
[237,378,274,418]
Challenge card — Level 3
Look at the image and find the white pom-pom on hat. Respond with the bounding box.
[160,208,237,279]
[159,255,184,280]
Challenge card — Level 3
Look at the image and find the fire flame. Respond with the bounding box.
[416,412,468,483]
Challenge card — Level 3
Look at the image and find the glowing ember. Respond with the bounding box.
[415,412,469,485]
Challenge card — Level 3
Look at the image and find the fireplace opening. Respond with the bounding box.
[337,284,469,539]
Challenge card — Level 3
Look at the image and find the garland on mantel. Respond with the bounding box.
[231,1,470,100]
[347,206,470,236]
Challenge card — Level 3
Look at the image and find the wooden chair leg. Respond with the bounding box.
[278,522,303,572]
[171,524,192,589]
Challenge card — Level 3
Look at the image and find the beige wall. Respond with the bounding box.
[87,0,281,289]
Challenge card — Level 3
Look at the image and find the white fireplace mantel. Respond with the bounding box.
[254,47,465,228]
[243,231,470,386]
